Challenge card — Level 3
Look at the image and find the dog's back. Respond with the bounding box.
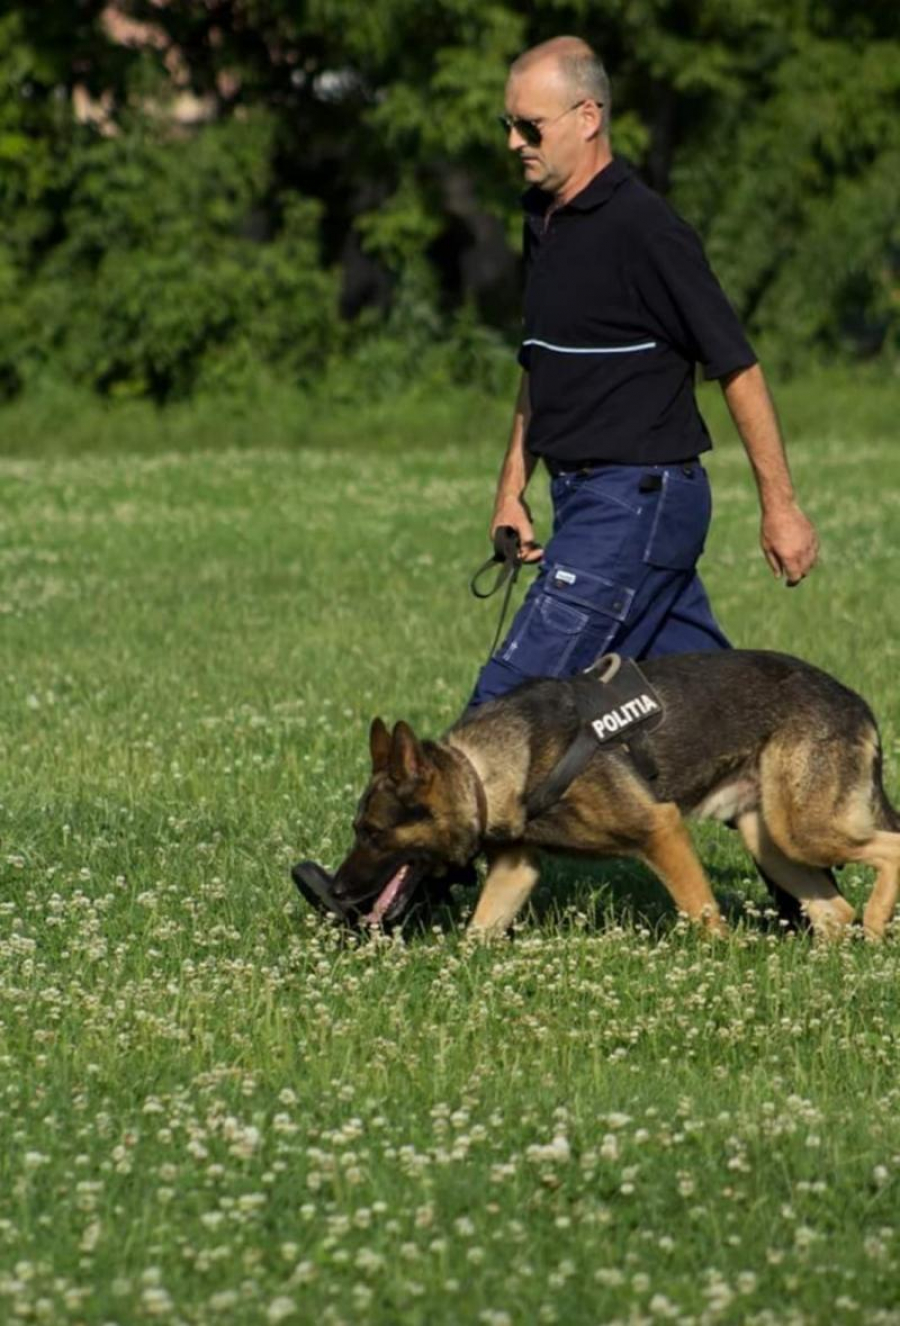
[454,649,880,811]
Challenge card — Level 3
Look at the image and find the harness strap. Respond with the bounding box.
[525,726,600,820]
[524,655,664,821]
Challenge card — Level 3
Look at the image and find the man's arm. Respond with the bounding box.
[490,370,544,561]
[720,363,819,586]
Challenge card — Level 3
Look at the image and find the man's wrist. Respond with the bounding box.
[494,490,526,513]
[759,488,798,517]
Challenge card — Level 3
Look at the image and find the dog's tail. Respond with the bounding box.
[873,743,900,832]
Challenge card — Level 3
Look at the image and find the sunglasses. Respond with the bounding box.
[498,98,598,147]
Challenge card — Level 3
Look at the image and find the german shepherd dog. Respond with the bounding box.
[316,651,900,939]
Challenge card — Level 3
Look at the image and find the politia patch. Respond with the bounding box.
[590,691,661,742]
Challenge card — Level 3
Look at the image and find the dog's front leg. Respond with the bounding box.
[640,803,727,937]
[468,847,540,937]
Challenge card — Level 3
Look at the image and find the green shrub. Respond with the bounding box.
[0,95,342,402]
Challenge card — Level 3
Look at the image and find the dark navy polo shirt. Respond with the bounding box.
[518,158,757,466]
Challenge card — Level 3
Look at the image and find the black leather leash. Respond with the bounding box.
[469,525,542,659]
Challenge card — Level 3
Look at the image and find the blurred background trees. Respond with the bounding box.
[0,0,898,405]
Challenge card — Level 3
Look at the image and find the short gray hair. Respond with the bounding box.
[558,50,611,127]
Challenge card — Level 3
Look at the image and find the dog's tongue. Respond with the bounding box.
[365,864,409,924]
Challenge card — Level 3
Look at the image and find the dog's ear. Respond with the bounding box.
[370,717,391,772]
[389,720,425,786]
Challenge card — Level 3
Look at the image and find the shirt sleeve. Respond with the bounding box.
[634,215,757,380]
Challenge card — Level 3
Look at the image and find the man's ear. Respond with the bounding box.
[583,98,603,141]
[389,720,425,786]
[370,717,391,772]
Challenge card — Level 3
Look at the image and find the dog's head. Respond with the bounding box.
[331,717,481,925]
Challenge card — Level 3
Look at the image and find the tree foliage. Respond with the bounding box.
[0,1,897,402]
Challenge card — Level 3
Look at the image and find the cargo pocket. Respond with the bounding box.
[501,563,634,677]
[545,563,634,620]
[500,589,588,676]
[642,469,711,571]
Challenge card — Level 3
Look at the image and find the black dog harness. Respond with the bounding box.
[524,654,664,820]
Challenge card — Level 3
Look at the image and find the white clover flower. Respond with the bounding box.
[703,1275,734,1312]
[141,1286,173,1316]
[266,1297,296,1323]
[79,1221,101,1252]
[209,1290,239,1311]
[355,1248,384,1273]
[606,1112,632,1129]
[237,1192,266,1212]
[600,1134,619,1161]
[526,1135,571,1164]
[594,1268,624,1287]
[228,1123,261,1159]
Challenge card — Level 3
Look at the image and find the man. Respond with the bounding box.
[468,36,818,708]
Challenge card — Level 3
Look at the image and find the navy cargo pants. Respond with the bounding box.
[469,460,730,708]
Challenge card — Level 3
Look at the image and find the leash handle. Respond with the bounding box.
[492,524,522,563]
[469,526,543,660]
[469,526,521,600]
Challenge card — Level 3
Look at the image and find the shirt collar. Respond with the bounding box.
[522,157,632,217]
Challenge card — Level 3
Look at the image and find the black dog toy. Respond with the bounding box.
[292,860,357,924]
[291,858,479,928]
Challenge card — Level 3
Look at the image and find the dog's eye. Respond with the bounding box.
[403,805,432,823]
[357,824,384,848]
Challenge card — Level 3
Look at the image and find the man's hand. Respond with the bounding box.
[720,364,820,589]
[760,501,819,586]
[491,496,544,562]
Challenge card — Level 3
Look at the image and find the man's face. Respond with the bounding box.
[503,64,591,193]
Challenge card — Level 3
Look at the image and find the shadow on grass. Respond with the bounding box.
[397,848,795,940]
[521,853,778,934]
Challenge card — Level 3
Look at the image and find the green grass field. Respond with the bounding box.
[1,375,900,1324]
